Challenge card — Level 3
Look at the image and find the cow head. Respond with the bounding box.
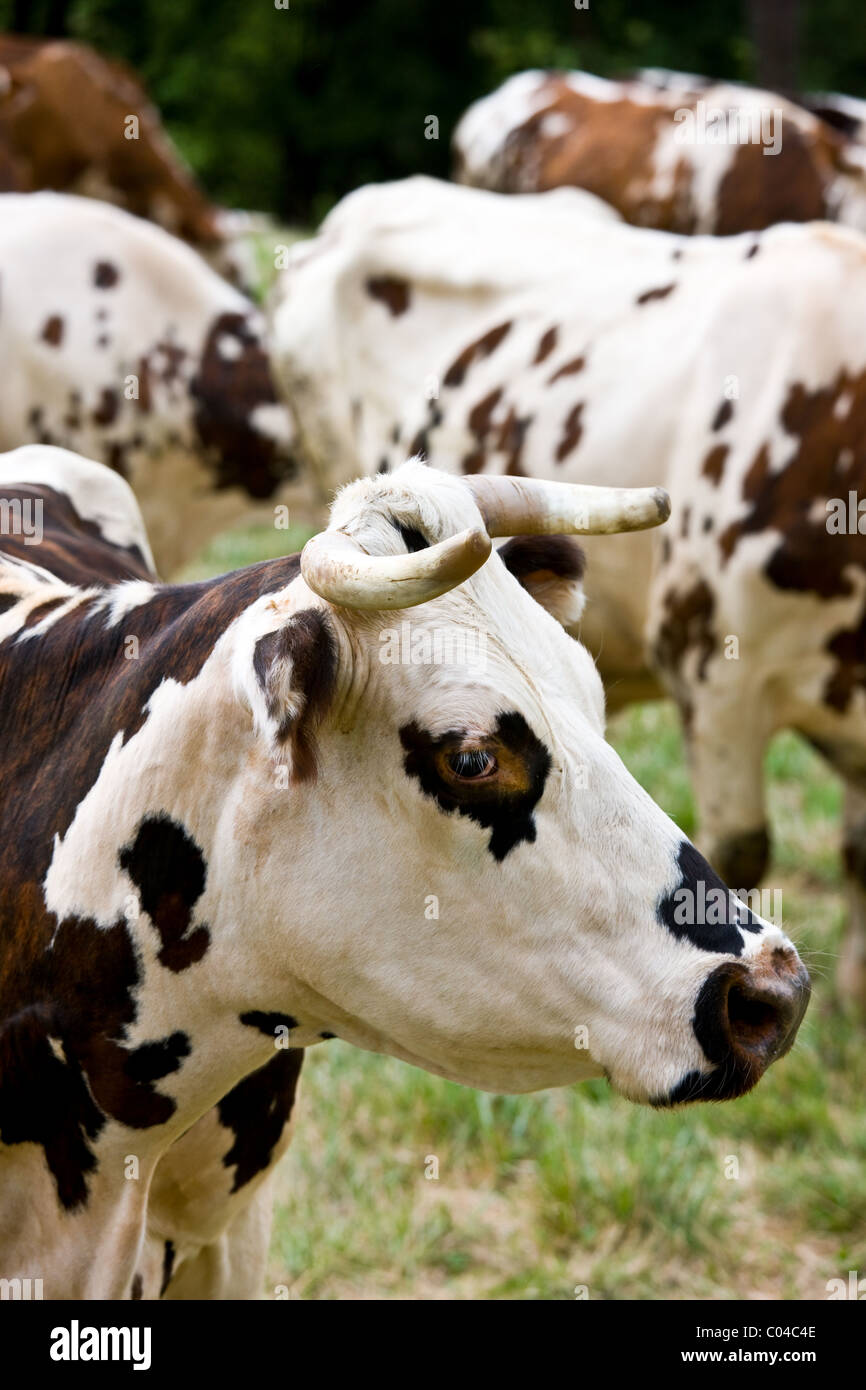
[35,461,808,1115]
[215,462,807,1101]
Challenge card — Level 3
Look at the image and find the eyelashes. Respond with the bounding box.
[446,749,497,780]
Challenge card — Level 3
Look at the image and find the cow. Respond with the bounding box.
[0,34,247,283]
[0,444,808,1298]
[269,174,866,1010]
[0,191,298,576]
[452,68,866,235]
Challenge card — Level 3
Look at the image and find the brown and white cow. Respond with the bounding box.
[0,445,808,1298]
[0,191,297,575]
[0,34,248,281]
[270,174,866,1009]
[452,68,866,235]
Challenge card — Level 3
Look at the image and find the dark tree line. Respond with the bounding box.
[1,0,862,221]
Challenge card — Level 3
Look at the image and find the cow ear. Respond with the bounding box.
[498,535,586,628]
[251,608,338,782]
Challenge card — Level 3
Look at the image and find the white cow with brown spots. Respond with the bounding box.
[0,191,297,576]
[270,174,866,1009]
[452,69,866,235]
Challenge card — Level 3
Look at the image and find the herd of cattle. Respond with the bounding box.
[0,37,861,1298]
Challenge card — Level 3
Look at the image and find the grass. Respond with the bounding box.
[190,525,866,1300]
[176,518,315,582]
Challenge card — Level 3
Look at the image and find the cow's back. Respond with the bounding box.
[452,70,866,236]
[273,178,866,712]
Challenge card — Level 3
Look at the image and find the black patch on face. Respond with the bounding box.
[392,520,428,554]
[657,1064,740,1105]
[711,398,734,431]
[319,1031,335,1040]
[399,711,552,862]
[653,963,761,1106]
[0,594,20,615]
[240,1010,298,1036]
[94,261,120,289]
[119,816,210,973]
[218,1050,303,1192]
[160,1240,176,1297]
[656,841,762,956]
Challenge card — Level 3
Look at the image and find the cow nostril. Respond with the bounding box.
[721,952,810,1065]
[661,954,810,1106]
[726,984,785,1054]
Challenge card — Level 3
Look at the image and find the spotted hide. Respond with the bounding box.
[452,69,866,235]
[0,446,808,1296]
[0,192,296,576]
[271,174,866,1008]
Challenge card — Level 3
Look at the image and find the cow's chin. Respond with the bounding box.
[650,1059,765,1107]
[378,1037,608,1095]
[600,1046,773,1108]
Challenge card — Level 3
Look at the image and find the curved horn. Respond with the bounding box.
[464,476,670,536]
[301,526,491,610]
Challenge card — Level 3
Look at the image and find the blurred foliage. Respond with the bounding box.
[1,0,864,220]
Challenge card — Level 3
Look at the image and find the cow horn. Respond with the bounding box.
[301,526,492,610]
[464,475,671,535]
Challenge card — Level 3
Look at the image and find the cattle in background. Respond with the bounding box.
[0,191,296,575]
[271,174,866,1009]
[0,34,247,284]
[452,69,866,235]
[0,446,808,1297]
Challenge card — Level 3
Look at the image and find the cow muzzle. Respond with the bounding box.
[658,944,810,1105]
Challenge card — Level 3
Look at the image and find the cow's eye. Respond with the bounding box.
[447,750,497,780]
